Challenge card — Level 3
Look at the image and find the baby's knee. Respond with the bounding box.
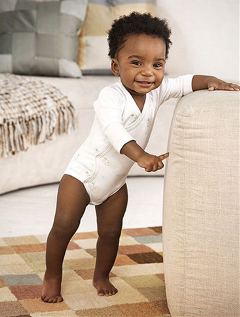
[52,218,79,238]
[98,228,121,242]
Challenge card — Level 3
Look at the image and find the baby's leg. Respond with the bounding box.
[93,184,128,296]
[41,175,90,303]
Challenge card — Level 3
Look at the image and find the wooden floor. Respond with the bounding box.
[0,176,164,237]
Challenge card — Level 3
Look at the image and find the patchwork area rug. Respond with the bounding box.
[0,227,170,317]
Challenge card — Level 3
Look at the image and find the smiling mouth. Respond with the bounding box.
[136,81,153,87]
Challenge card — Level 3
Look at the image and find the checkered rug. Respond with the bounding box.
[0,227,170,317]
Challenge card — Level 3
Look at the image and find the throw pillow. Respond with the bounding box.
[0,0,88,77]
[78,0,157,75]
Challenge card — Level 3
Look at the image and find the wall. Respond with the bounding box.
[157,0,239,83]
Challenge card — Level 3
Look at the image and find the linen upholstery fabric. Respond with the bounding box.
[163,90,239,317]
[78,0,157,74]
[0,0,87,77]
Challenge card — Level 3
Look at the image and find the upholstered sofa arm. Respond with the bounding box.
[163,90,239,317]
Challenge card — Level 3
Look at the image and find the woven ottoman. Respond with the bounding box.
[163,90,239,317]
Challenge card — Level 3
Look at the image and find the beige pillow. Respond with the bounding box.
[78,0,157,75]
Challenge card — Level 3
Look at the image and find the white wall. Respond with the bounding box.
[157,0,239,83]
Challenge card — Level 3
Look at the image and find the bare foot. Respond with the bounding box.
[93,277,118,296]
[41,273,63,303]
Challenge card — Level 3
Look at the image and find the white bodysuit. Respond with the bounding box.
[65,75,193,205]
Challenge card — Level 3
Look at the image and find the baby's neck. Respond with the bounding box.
[132,94,146,112]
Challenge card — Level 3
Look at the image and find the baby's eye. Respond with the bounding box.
[132,61,141,66]
[153,62,163,68]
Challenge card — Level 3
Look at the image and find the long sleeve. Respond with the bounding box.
[94,85,135,153]
[155,74,194,106]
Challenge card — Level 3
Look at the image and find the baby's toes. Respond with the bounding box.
[57,296,63,303]
[41,296,50,303]
[109,287,117,296]
[52,297,59,303]
[113,286,118,295]
[41,295,46,302]
[41,295,63,303]
[97,289,105,296]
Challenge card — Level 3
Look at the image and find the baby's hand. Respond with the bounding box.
[208,78,240,91]
[137,152,169,172]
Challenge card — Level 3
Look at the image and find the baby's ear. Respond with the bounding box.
[111,59,120,76]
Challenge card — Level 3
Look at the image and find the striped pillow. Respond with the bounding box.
[78,0,157,75]
[0,0,88,77]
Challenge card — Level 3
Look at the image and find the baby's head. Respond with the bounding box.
[108,12,172,60]
[107,12,172,97]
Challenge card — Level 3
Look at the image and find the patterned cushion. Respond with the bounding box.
[0,0,88,77]
[78,0,157,75]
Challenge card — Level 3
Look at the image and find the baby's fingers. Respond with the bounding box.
[158,152,169,160]
[208,82,240,91]
[156,153,169,170]
[228,83,240,91]
[157,160,164,170]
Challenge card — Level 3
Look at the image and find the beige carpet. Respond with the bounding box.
[0,226,170,317]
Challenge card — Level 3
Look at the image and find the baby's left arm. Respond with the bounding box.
[192,75,240,91]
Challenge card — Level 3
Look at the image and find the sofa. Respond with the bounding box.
[163,90,239,317]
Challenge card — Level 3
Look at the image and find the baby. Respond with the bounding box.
[41,12,240,303]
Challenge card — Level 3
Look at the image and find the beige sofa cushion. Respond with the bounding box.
[163,90,239,317]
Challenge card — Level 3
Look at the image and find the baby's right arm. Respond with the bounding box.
[120,141,169,172]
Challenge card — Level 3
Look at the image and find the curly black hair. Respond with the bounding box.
[107,12,172,60]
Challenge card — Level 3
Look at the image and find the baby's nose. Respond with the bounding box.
[141,67,153,76]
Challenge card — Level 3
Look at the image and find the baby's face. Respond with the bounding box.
[111,34,166,98]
